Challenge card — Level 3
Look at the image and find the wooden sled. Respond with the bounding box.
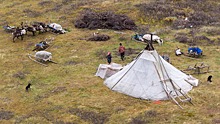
[28,54,57,67]
[32,37,55,51]
[182,62,210,74]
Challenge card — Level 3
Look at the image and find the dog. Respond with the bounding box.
[25,83,31,92]
[207,75,212,83]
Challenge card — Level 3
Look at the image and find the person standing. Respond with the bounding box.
[106,52,112,64]
[118,43,125,61]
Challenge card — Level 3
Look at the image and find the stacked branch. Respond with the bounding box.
[74,10,137,30]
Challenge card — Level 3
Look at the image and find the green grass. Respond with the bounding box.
[0,0,219,123]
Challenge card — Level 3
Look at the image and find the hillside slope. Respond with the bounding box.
[0,0,219,123]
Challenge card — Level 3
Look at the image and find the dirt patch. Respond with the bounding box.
[69,108,110,124]
[0,110,14,120]
[135,25,150,35]
[114,107,125,113]
[130,116,149,124]
[174,32,207,46]
[54,120,77,124]
[6,2,22,8]
[61,0,72,4]
[64,60,78,65]
[95,49,108,60]
[38,0,53,6]
[0,97,12,104]
[95,48,141,60]
[50,4,63,12]
[212,119,220,124]
[15,106,63,123]
[26,42,35,50]
[145,110,157,117]
[136,1,220,28]
[129,110,158,124]
[23,9,41,18]
[135,2,174,20]
[175,33,191,44]
[125,48,142,56]
[13,71,27,79]
[35,87,67,101]
[194,35,214,45]
[87,34,110,41]
[51,87,67,94]
[74,9,137,30]
[204,28,220,36]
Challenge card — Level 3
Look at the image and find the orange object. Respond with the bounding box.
[153,100,161,104]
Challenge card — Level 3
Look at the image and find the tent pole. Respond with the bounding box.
[152,52,186,109]
[157,53,193,106]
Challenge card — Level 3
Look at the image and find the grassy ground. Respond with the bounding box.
[0,0,219,123]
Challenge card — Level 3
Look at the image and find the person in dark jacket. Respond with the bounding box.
[106,52,112,64]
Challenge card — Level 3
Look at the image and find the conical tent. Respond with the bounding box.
[104,50,198,101]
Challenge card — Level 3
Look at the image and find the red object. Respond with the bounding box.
[119,46,125,53]
[153,100,161,104]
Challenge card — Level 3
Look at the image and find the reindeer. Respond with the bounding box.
[21,22,36,36]
[12,27,26,42]
[32,24,45,34]
[33,22,49,32]
[23,25,36,36]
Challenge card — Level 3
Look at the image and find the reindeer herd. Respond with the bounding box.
[3,22,66,42]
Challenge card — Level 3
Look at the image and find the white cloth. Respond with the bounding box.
[176,49,182,55]
[35,51,52,61]
[49,23,62,31]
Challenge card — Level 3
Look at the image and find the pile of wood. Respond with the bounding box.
[74,10,137,30]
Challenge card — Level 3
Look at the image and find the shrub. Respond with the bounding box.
[175,33,190,43]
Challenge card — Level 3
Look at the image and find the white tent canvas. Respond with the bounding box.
[95,63,123,79]
[104,50,198,101]
[49,23,63,31]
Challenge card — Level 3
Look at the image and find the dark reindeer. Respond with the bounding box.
[12,27,26,42]
[33,22,49,32]
[23,25,36,36]
[32,24,45,34]
[21,22,36,36]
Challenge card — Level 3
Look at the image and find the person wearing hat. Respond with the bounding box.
[106,52,112,64]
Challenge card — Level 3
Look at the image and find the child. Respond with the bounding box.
[106,52,112,64]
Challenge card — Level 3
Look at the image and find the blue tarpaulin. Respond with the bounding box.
[188,47,202,55]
